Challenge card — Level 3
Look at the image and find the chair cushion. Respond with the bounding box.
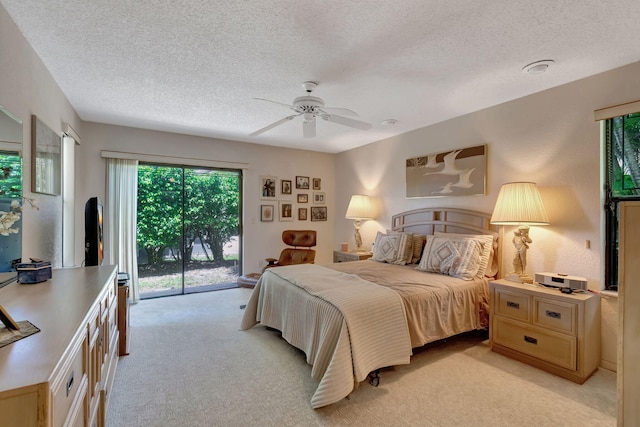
[278,248,316,266]
[282,230,317,247]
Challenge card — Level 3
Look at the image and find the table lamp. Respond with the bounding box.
[490,182,549,283]
[345,194,375,252]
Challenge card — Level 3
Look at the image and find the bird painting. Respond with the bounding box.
[406,145,486,198]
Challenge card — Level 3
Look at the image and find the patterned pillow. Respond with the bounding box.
[372,232,402,263]
[434,232,495,278]
[417,236,483,280]
[393,232,414,265]
[416,237,459,274]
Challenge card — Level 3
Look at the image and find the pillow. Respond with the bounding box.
[372,232,403,263]
[417,235,484,280]
[416,237,460,275]
[386,230,427,264]
[393,232,414,265]
[411,234,427,263]
[434,232,495,278]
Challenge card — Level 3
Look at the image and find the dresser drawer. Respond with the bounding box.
[103,284,115,315]
[493,317,577,371]
[494,289,530,322]
[534,297,577,335]
[87,305,100,342]
[51,333,87,427]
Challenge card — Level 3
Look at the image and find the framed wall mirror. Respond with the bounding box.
[31,115,61,195]
[0,104,23,272]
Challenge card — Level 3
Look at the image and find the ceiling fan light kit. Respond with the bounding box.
[250,81,372,138]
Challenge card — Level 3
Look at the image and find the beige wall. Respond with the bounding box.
[334,61,640,370]
[79,122,336,271]
[0,5,82,266]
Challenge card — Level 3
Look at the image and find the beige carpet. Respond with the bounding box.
[106,288,616,427]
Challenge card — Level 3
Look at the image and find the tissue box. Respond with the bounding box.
[17,261,52,284]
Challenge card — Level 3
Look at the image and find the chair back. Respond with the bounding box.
[264,230,317,271]
[282,230,316,248]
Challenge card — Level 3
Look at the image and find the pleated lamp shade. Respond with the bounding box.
[490,182,549,225]
[345,194,375,220]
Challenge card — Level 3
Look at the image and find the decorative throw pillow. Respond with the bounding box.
[416,237,459,275]
[417,236,484,280]
[411,234,427,263]
[372,232,402,263]
[393,232,414,265]
[434,232,495,278]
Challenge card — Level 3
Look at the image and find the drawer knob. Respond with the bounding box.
[66,371,74,397]
[545,310,561,319]
[524,335,538,345]
[507,301,520,309]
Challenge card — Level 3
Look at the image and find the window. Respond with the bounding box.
[604,112,640,290]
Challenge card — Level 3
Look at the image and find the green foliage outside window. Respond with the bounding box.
[606,112,640,290]
[0,152,22,198]
[137,164,240,268]
[610,113,640,196]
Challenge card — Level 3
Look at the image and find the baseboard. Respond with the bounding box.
[599,359,617,373]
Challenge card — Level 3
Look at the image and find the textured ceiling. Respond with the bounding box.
[2,0,640,153]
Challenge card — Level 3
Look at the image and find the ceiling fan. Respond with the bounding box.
[249,81,372,138]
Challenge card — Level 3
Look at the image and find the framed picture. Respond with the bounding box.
[281,179,292,195]
[0,304,20,330]
[298,207,307,221]
[313,192,325,204]
[312,178,321,190]
[260,175,277,200]
[260,205,274,222]
[297,193,308,203]
[279,201,294,221]
[32,115,61,195]
[311,206,327,221]
[296,176,310,189]
[406,144,487,198]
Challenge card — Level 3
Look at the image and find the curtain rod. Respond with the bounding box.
[594,99,640,121]
[101,150,249,170]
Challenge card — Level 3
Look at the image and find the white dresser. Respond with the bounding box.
[489,279,600,384]
[0,265,119,427]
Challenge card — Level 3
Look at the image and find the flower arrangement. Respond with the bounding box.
[0,197,38,236]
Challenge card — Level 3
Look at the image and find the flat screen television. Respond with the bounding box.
[85,197,104,266]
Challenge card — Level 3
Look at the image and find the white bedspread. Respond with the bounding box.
[240,264,412,408]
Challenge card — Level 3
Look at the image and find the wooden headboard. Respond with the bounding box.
[391,207,502,278]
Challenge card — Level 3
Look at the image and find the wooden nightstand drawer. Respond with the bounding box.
[533,297,577,335]
[490,279,600,384]
[494,289,530,322]
[493,317,577,371]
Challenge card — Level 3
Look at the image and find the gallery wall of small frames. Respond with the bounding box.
[260,175,327,222]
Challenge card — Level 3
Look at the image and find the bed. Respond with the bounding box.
[240,208,501,408]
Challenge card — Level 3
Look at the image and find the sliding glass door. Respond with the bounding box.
[136,163,242,298]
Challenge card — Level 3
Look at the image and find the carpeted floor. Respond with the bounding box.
[106,288,616,427]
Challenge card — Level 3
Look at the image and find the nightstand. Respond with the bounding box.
[333,251,373,263]
[489,279,600,384]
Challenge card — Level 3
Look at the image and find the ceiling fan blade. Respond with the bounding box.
[322,106,359,117]
[303,116,316,138]
[252,98,294,110]
[321,113,371,130]
[249,115,298,137]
